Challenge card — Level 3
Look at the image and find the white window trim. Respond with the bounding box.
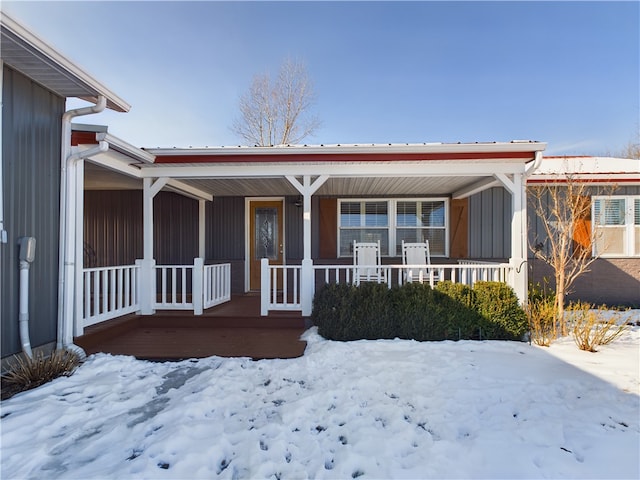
[337,197,450,257]
[592,195,639,258]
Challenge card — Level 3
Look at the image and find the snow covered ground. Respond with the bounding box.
[1,313,639,479]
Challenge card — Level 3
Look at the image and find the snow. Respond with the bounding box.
[1,318,639,479]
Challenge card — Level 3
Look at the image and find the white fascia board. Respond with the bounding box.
[145,141,547,157]
[534,157,639,175]
[96,132,155,164]
[138,161,526,179]
[452,177,502,199]
[1,13,130,112]
[84,149,143,179]
[165,180,213,202]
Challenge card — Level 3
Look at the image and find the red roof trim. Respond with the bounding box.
[71,131,98,146]
[154,151,535,164]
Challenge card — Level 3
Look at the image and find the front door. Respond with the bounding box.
[249,199,284,291]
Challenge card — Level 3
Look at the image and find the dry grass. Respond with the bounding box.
[568,302,630,352]
[1,350,80,400]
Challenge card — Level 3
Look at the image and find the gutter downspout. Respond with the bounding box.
[57,96,107,360]
[0,60,7,244]
[525,151,544,178]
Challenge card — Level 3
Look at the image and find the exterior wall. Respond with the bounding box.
[468,187,512,259]
[1,65,65,357]
[527,184,640,306]
[530,258,640,307]
[84,190,198,267]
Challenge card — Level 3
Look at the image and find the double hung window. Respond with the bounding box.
[592,196,640,257]
[338,198,448,257]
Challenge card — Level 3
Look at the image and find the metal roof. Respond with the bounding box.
[0,13,130,112]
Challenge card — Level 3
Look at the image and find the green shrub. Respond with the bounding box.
[392,283,448,340]
[312,280,528,343]
[435,281,485,339]
[473,281,528,340]
[311,282,394,340]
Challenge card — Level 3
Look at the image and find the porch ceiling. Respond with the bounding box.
[84,162,489,197]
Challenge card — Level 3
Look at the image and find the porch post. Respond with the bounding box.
[73,159,84,337]
[198,199,206,259]
[192,257,203,315]
[285,174,329,316]
[511,172,528,304]
[139,177,168,314]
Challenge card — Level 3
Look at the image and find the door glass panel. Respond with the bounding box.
[254,207,279,260]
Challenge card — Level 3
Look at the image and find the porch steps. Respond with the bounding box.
[75,296,310,360]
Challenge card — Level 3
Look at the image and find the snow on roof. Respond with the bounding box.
[534,156,639,175]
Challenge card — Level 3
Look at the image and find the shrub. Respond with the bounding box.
[1,349,80,400]
[568,301,629,352]
[393,283,448,340]
[473,281,528,340]
[526,282,556,347]
[311,282,394,340]
[435,281,484,339]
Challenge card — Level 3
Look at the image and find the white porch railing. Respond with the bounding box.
[82,259,231,328]
[260,263,303,315]
[83,264,140,327]
[204,263,232,308]
[261,260,514,315]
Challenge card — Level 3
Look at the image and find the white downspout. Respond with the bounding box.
[57,95,107,359]
[0,60,7,245]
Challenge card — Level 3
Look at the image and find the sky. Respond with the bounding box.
[1,320,638,478]
[3,1,639,155]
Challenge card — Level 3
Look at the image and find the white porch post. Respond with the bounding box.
[198,199,206,259]
[497,172,528,304]
[139,177,168,314]
[73,159,84,337]
[285,174,328,316]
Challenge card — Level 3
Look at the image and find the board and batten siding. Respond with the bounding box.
[84,190,199,267]
[468,187,512,259]
[1,65,65,357]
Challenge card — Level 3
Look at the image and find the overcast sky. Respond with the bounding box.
[4,1,639,155]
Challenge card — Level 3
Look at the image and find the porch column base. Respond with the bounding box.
[301,258,314,317]
[137,258,156,315]
[510,257,528,305]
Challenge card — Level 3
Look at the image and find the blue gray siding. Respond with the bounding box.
[468,187,512,259]
[2,65,65,357]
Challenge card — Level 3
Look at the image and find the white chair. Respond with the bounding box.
[401,240,437,284]
[353,240,386,284]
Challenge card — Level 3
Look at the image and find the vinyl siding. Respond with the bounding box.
[1,65,65,357]
[468,187,511,259]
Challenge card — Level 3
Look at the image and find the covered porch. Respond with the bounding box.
[65,132,546,347]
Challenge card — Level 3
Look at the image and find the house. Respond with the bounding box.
[0,14,130,361]
[527,156,640,306]
[9,14,635,363]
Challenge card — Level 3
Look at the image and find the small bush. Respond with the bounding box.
[473,281,528,341]
[1,350,80,400]
[568,301,629,352]
[311,282,394,340]
[435,281,484,339]
[393,283,448,340]
[526,282,556,347]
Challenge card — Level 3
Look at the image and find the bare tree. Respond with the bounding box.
[529,177,612,337]
[231,58,321,146]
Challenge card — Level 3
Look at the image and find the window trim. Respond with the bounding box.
[337,197,449,258]
[592,195,640,258]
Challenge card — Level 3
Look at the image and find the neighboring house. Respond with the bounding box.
[1,14,129,360]
[527,156,640,306]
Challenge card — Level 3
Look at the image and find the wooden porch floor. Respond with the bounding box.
[75,295,309,361]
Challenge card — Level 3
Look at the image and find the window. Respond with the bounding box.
[593,196,640,257]
[338,199,448,257]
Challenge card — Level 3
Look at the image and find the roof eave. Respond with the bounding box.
[1,13,130,113]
